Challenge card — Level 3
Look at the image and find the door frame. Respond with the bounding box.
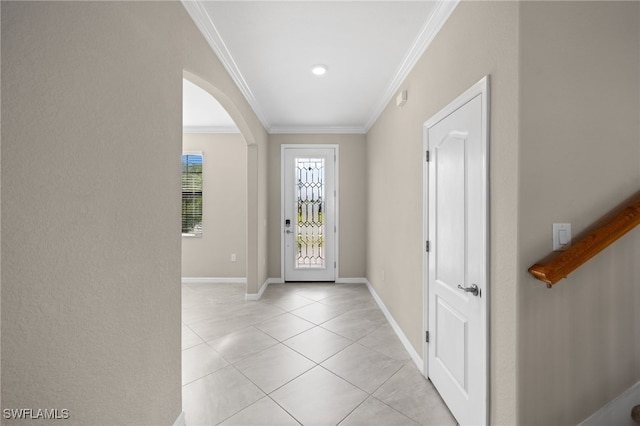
[281,144,339,282]
[422,76,490,424]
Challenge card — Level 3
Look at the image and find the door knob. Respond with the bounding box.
[457,284,479,297]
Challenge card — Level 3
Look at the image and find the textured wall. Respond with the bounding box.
[1,3,182,423]
[366,2,520,423]
[267,134,367,280]
[518,2,640,425]
[1,1,268,424]
[182,133,247,279]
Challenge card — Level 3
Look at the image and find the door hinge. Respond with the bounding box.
[334,261,337,269]
[426,331,430,343]
[426,150,430,162]
[426,241,430,252]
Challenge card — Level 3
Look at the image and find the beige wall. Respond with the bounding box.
[1,2,3,414]
[1,1,268,424]
[3,1,638,425]
[182,133,247,278]
[366,2,520,424]
[268,134,367,280]
[518,2,640,425]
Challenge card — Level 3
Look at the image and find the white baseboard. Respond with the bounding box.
[579,380,640,425]
[256,277,366,285]
[173,411,186,426]
[335,277,368,284]
[260,277,366,284]
[244,277,366,300]
[365,279,424,373]
[182,277,247,284]
[246,278,281,301]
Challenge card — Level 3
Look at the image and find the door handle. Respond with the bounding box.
[285,230,293,234]
[457,284,479,297]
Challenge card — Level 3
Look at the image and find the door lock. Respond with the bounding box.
[457,284,480,297]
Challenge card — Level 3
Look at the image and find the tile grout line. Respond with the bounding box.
[182,282,455,426]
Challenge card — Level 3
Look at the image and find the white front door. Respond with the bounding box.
[424,77,489,425]
[282,146,336,282]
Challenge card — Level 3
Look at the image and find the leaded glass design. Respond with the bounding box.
[295,158,325,268]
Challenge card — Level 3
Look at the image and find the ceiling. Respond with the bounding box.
[182,1,457,134]
[183,79,238,133]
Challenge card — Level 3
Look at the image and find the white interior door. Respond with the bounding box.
[283,146,336,282]
[424,77,489,425]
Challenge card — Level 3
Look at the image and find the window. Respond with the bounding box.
[182,152,203,237]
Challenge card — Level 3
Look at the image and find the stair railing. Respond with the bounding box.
[528,190,640,287]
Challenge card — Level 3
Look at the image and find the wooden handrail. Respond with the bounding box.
[528,191,640,287]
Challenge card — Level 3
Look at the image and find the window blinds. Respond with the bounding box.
[182,153,203,236]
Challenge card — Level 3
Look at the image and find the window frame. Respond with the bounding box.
[181,151,203,238]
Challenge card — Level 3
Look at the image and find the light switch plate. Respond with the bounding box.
[553,223,572,251]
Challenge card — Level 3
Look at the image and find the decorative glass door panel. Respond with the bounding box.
[296,158,325,269]
[283,147,336,282]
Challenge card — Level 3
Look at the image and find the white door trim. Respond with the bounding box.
[281,144,339,282]
[422,76,490,425]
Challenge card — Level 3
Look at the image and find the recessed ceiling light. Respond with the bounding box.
[311,64,328,76]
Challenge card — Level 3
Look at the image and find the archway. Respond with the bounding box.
[182,71,259,295]
[181,78,247,283]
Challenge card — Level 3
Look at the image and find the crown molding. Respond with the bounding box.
[269,126,367,135]
[183,126,240,134]
[363,0,460,132]
[181,0,273,132]
[183,0,458,136]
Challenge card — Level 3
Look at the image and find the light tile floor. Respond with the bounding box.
[182,282,457,426]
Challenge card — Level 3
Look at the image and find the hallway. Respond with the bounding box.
[181,282,456,425]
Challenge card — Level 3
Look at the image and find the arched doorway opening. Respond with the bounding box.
[180,73,261,396]
[181,78,248,283]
